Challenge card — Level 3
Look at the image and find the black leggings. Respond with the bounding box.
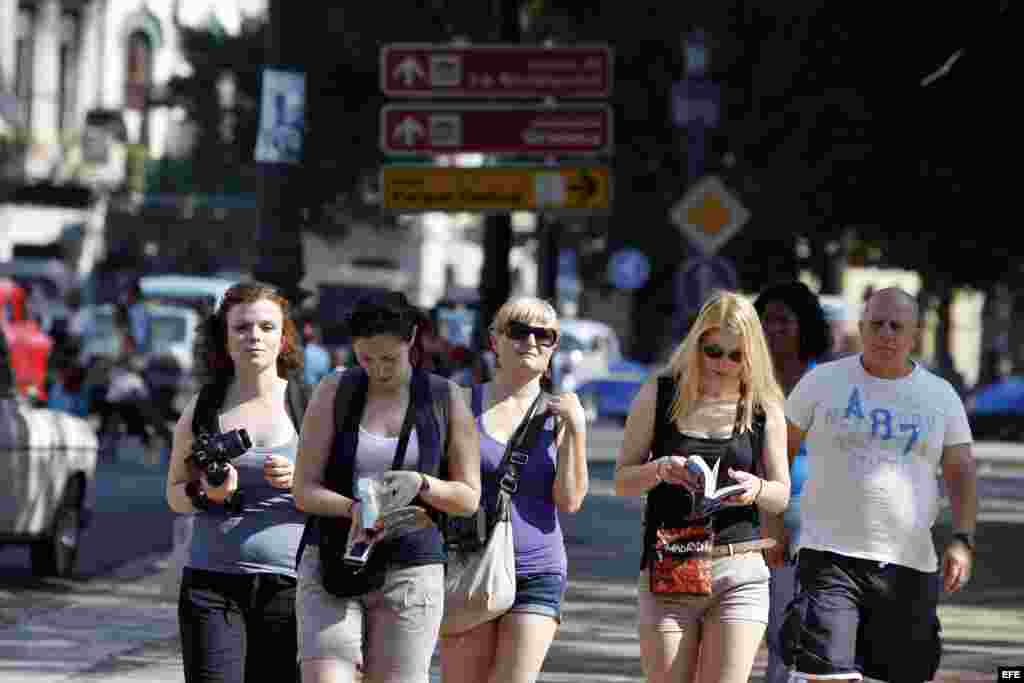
[178,568,299,683]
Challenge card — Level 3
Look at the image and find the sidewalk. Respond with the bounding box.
[3,502,1020,682]
[2,427,1021,681]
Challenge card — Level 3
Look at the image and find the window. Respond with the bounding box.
[15,6,35,127]
[124,31,152,112]
[58,12,80,133]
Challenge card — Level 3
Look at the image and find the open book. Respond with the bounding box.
[681,455,748,518]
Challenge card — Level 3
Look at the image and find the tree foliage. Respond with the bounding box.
[160,16,267,194]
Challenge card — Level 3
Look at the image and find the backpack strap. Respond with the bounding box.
[193,373,310,438]
[285,371,313,432]
[191,380,229,437]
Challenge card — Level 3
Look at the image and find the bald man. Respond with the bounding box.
[778,287,977,682]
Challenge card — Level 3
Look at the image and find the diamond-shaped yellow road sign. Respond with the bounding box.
[670,175,750,255]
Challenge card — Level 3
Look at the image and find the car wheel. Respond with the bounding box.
[31,483,83,578]
[580,392,600,424]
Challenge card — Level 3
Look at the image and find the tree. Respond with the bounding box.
[160,13,267,195]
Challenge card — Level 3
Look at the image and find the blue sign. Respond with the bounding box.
[608,248,651,290]
[674,255,738,336]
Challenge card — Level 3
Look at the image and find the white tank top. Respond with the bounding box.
[354,426,420,480]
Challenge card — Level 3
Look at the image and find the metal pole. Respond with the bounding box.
[252,0,307,306]
[477,0,519,348]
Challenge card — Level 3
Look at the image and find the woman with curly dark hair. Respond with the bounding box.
[166,281,308,683]
[753,281,831,683]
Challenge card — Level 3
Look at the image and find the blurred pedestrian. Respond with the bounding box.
[165,281,308,683]
[781,287,977,682]
[123,279,150,353]
[753,281,831,683]
[614,290,790,683]
[292,291,480,683]
[440,296,589,683]
[302,319,331,387]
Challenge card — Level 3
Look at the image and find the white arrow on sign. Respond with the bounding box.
[392,57,426,86]
[392,116,426,146]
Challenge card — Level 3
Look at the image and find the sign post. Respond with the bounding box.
[669,175,750,324]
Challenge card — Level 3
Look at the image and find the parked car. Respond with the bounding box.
[0,278,54,401]
[0,327,98,577]
[575,359,652,424]
[552,318,624,393]
[139,274,235,315]
[965,376,1024,441]
[78,302,200,419]
[552,319,651,424]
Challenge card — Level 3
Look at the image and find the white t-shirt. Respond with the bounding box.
[786,355,972,572]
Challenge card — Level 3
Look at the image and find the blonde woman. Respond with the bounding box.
[440,296,589,683]
[614,290,790,683]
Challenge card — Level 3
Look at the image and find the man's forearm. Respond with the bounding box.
[947,460,978,533]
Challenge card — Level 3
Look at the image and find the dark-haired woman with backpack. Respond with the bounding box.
[293,291,480,683]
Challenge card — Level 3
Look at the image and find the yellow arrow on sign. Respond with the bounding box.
[381,166,611,213]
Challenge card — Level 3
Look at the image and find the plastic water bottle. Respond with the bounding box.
[356,478,378,531]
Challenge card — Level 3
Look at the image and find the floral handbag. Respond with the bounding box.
[649,519,715,595]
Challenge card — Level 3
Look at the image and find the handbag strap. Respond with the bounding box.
[496,390,548,499]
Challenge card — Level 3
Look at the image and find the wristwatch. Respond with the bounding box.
[952,531,975,552]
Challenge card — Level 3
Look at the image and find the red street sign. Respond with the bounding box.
[379,104,613,156]
[380,43,612,98]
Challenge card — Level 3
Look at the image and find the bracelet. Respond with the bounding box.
[754,477,765,503]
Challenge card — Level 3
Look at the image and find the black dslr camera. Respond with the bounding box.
[190,429,252,487]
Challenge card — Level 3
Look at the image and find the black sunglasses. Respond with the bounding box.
[702,343,743,363]
[505,320,559,348]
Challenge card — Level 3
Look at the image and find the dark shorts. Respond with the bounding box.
[782,549,942,682]
[508,573,566,622]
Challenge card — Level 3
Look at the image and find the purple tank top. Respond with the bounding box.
[472,384,566,578]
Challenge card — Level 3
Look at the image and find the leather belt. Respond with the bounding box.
[711,538,776,558]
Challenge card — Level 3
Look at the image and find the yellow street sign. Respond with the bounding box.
[381,166,611,213]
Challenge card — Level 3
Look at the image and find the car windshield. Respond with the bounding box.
[150,315,188,351]
[89,310,188,353]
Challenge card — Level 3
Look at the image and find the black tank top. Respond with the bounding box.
[641,376,762,569]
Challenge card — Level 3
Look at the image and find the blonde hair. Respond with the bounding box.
[666,290,784,432]
[490,296,559,335]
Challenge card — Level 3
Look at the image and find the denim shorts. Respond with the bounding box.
[508,573,566,622]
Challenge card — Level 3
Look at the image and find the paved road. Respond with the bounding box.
[1,426,1022,681]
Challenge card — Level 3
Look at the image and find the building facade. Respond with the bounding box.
[0,0,256,184]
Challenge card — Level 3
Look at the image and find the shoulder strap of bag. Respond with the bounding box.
[390,388,418,470]
[495,390,549,499]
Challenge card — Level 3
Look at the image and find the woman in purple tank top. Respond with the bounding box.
[440,296,590,683]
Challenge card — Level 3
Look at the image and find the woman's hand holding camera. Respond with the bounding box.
[202,465,239,504]
[263,455,294,489]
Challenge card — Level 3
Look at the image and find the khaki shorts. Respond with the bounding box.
[638,551,770,632]
[297,544,444,681]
